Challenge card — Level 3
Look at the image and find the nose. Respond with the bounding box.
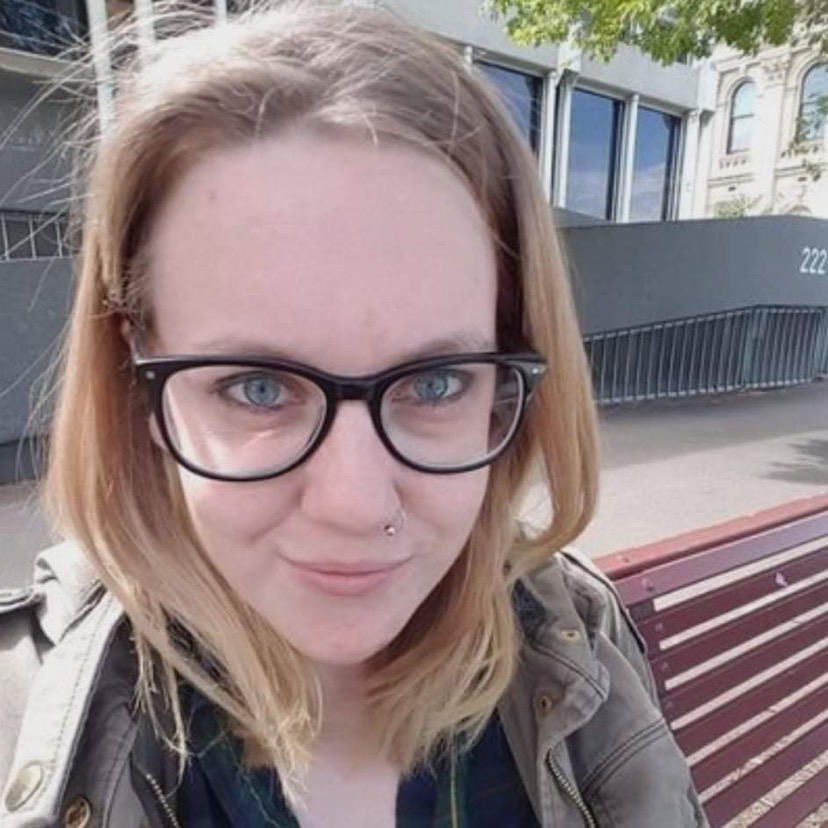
[299,401,402,537]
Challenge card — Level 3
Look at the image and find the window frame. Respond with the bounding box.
[566,85,626,221]
[727,80,755,155]
[475,58,545,154]
[798,63,828,143]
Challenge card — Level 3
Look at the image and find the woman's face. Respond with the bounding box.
[145,128,498,669]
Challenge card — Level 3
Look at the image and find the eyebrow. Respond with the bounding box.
[185,333,497,366]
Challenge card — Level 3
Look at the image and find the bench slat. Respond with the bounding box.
[673,646,828,755]
[613,512,828,606]
[636,545,828,648]
[600,494,828,582]
[691,681,828,793]
[650,580,828,689]
[748,764,828,828]
[703,719,828,827]
[660,614,828,721]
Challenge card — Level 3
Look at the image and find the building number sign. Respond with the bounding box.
[800,247,827,276]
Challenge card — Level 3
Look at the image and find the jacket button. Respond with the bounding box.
[535,691,556,716]
[4,762,44,811]
[557,628,582,643]
[63,796,92,828]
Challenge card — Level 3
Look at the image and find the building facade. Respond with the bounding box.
[0,1,825,484]
[700,42,828,218]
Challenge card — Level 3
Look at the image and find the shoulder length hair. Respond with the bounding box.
[46,0,598,799]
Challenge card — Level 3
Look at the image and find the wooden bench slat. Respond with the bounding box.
[703,718,828,827]
[636,545,828,647]
[600,494,828,582]
[649,580,828,689]
[691,681,828,793]
[613,512,828,606]
[660,614,828,721]
[748,764,828,828]
[673,646,828,755]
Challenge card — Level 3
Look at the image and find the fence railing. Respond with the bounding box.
[0,210,70,262]
[585,305,828,404]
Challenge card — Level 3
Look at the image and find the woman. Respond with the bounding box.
[0,3,707,826]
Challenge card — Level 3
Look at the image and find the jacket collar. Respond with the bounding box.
[33,540,105,646]
[497,557,612,820]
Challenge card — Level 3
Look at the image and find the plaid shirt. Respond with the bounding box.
[177,686,538,827]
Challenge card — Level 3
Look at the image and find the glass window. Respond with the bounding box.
[799,64,828,141]
[4,215,34,260]
[727,82,755,153]
[478,62,543,153]
[630,108,681,222]
[32,216,61,258]
[566,89,623,219]
[0,0,84,57]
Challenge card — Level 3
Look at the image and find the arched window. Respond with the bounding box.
[799,63,828,141]
[727,81,755,153]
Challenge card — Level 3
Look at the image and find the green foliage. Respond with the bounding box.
[713,195,762,218]
[486,0,827,65]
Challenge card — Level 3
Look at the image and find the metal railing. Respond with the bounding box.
[585,306,828,404]
[0,210,70,262]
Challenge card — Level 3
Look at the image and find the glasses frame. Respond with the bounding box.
[133,351,547,482]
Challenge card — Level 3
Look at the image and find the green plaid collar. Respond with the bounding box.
[176,687,537,827]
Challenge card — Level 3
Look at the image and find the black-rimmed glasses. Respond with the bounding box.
[133,352,546,482]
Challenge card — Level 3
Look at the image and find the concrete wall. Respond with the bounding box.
[386,0,704,112]
[0,259,73,481]
[579,46,701,112]
[386,0,560,68]
[563,215,828,334]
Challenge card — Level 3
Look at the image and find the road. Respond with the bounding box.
[2,381,828,586]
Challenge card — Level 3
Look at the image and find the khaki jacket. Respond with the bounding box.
[0,542,708,827]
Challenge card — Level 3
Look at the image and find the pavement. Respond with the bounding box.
[2,380,828,587]
[523,380,828,555]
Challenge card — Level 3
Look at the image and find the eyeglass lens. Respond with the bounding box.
[159,361,525,478]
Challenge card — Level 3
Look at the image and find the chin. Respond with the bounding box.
[288,622,406,669]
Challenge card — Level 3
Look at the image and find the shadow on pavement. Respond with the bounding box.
[765,437,828,486]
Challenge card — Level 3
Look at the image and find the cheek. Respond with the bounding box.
[410,469,490,554]
[176,472,296,574]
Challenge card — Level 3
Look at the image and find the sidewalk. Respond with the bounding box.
[2,381,828,586]
[524,381,828,555]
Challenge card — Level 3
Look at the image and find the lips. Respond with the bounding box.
[283,557,408,597]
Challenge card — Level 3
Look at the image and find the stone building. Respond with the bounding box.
[700,43,828,218]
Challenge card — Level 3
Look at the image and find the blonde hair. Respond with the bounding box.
[46,0,598,798]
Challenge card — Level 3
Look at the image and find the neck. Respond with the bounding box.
[313,662,377,760]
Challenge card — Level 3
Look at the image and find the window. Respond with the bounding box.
[0,0,85,57]
[630,108,681,222]
[3,215,34,260]
[727,82,755,154]
[478,62,543,153]
[32,216,61,258]
[566,89,623,220]
[799,64,828,141]
[0,212,68,260]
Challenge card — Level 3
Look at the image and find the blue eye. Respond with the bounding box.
[407,370,467,405]
[223,374,285,409]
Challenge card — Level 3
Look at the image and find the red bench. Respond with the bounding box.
[598,494,828,827]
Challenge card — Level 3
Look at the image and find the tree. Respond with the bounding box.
[488,0,827,181]
[487,0,827,65]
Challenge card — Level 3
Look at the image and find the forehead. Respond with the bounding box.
[145,128,498,372]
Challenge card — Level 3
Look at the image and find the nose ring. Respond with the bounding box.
[383,509,406,538]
